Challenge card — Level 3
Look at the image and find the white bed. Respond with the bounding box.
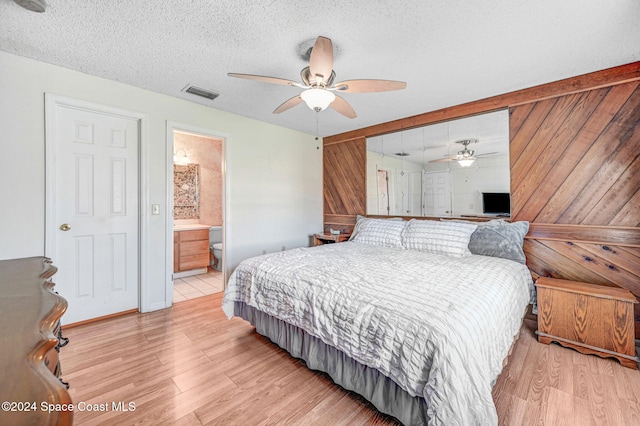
[222,218,533,425]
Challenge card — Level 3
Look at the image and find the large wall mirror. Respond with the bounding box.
[366,109,510,218]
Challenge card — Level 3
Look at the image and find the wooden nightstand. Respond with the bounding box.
[313,233,351,246]
[535,277,639,369]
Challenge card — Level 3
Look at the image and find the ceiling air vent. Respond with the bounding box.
[182,84,219,101]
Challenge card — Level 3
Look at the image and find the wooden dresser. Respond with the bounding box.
[0,257,73,425]
[536,277,639,369]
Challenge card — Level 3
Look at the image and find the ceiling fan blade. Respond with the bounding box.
[273,96,303,114]
[429,156,456,163]
[309,36,334,84]
[330,95,357,119]
[333,79,407,93]
[228,73,304,88]
[476,152,500,157]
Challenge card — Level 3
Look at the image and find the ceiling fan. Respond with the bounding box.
[429,139,498,167]
[228,36,406,119]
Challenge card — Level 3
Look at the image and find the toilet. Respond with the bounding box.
[209,226,223,271]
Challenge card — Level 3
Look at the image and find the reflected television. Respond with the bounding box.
[482,192,510,216]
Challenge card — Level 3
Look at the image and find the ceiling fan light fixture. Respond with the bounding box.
[456,142,476,167]
[300,88,336,112]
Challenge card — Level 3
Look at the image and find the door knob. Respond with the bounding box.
[59,223,71,231]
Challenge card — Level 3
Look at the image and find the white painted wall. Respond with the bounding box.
[0,51,322,311]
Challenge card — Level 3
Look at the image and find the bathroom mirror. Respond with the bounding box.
[366,109,510,218]
[174,163,200,219]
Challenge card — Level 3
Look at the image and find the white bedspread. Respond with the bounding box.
[222,242,534,425]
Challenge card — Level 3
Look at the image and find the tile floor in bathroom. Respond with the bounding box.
[173,267,224,302]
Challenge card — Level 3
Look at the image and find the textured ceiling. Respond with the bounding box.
[1,0,639,137]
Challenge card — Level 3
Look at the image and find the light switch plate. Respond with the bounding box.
[152,204,160,215]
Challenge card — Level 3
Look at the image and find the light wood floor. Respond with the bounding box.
[60,293,640,425]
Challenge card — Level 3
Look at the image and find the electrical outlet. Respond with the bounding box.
[152,204,160,215]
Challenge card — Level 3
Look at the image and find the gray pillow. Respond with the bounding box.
[467,220,529,264]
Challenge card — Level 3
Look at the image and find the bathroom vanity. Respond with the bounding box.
[174,225,211,276]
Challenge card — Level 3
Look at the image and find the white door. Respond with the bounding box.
[376,169,390,215]
[408,171,422,216]
[423,171,452,217]
[395,169,409,215]
[46,99,140,324]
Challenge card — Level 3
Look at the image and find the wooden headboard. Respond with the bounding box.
[323,62,640,334]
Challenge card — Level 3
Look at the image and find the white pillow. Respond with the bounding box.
[350,217,405,248]
[402,219,477,257]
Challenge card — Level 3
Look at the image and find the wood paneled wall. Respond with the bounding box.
[510,82,640,226]
[323,138,366,233]
[510,80,640,330]
[323,62,640,332]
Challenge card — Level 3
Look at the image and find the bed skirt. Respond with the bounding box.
[233,301,429,425]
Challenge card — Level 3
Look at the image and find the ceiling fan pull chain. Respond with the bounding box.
[316,111,320,148]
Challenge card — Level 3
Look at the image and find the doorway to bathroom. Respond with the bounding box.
[166,122,226,304]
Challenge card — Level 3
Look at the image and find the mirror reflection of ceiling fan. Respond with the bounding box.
[429,139,498,167]
[228,36,407,119]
